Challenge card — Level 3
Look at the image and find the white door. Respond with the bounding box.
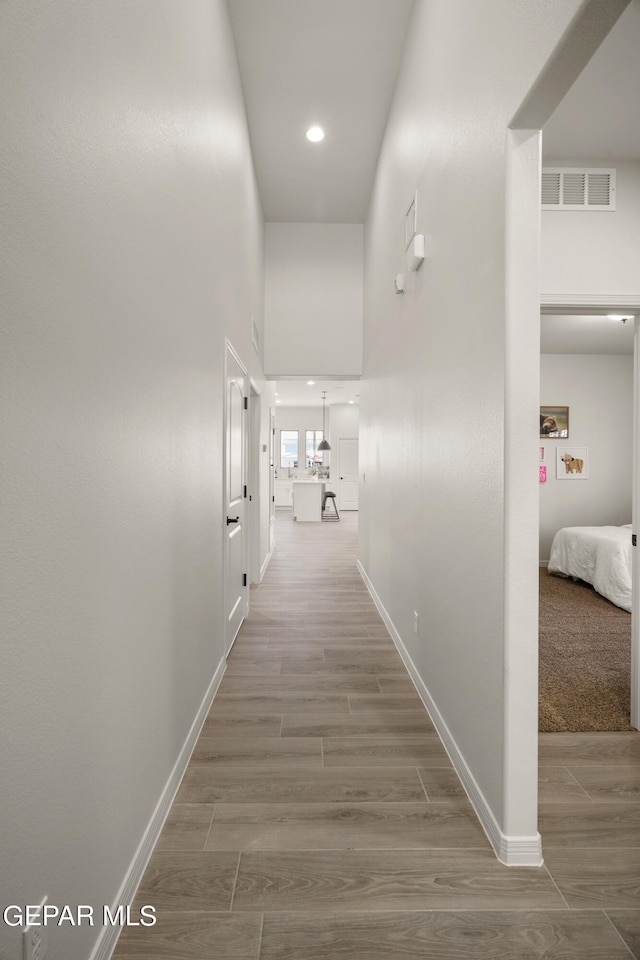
[269,410,276,552]
[224,342,247,655]
[338,437,359,510]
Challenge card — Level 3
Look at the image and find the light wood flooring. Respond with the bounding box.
[114,511,640,959]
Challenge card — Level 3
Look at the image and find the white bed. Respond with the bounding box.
[548,524,633,612]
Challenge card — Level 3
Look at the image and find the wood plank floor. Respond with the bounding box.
[114,511,640,960]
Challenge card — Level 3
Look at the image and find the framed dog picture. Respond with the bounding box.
[556,446,589,479]
[540,405,569,438]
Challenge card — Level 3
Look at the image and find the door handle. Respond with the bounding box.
[227,516,240,525]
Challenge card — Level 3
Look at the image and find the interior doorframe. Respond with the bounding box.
[269,407,276,555]
[503,0,634,860]
[541,296,640,730]
[248,378,261,588]
[223,338,249,655]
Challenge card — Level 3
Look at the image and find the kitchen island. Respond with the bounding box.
[292,479,325,522]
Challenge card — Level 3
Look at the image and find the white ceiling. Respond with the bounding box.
[542,0,640,162]
[229,0,640,368]
[228,0,415,223]
[228,0,640,226]
[274,379,360,407]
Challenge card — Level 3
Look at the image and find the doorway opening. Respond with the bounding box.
[271,378,360,518]
[538,310,637,731]
[223,339,248,656]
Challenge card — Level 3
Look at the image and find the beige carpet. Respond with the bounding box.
[539,569,632,732]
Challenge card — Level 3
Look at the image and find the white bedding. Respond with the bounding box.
[548,524,633,612]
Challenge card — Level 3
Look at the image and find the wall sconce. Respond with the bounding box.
[395,273,406,294]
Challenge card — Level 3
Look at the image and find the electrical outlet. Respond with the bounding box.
[412,611,419,635]
[23,899,48,960]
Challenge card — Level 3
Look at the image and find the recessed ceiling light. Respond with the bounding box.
[307,380,316,385]
[276,399,281,404]
[348,400,355,404]
[306,125,324,143]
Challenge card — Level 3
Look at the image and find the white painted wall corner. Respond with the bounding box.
[356,560,543,868]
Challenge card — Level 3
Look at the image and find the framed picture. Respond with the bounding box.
[556,446,588,479]
[540,405,569,438]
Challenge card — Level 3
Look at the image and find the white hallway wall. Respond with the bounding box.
[541,160,640,300]
[359,0,593,858]
[328,404,360,503]
[264,222,363,377]
[328,403,360,450]
[0,3,269,960]
[274,405,324,470]
[539,354,633,560]
[255,386,277,580]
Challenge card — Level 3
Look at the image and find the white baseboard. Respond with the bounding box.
[92,657,227,960]
[356,560,543,868]
[259,547,274,582]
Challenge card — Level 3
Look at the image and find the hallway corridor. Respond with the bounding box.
[114,512,640,959]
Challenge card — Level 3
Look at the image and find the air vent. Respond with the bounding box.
[542,167,615,210]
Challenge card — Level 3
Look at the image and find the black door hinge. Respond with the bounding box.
[633,534,637,547]
[244,396,248,410]
[243,573,247,586]
[244,485,247,498]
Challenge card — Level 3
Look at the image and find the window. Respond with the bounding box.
[306,430,324,466]
[280,430,298,469]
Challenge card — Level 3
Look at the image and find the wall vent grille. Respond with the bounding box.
[541,167,616,210]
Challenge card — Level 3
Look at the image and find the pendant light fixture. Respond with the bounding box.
[317,391,331,451]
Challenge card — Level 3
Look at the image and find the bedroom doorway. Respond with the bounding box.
[539,306,640,732]
[632,314,639,729]
[534,0,640,732]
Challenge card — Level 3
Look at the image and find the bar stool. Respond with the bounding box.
[322,490,340,521]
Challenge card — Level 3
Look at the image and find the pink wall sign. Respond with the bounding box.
[539,465,547,483]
